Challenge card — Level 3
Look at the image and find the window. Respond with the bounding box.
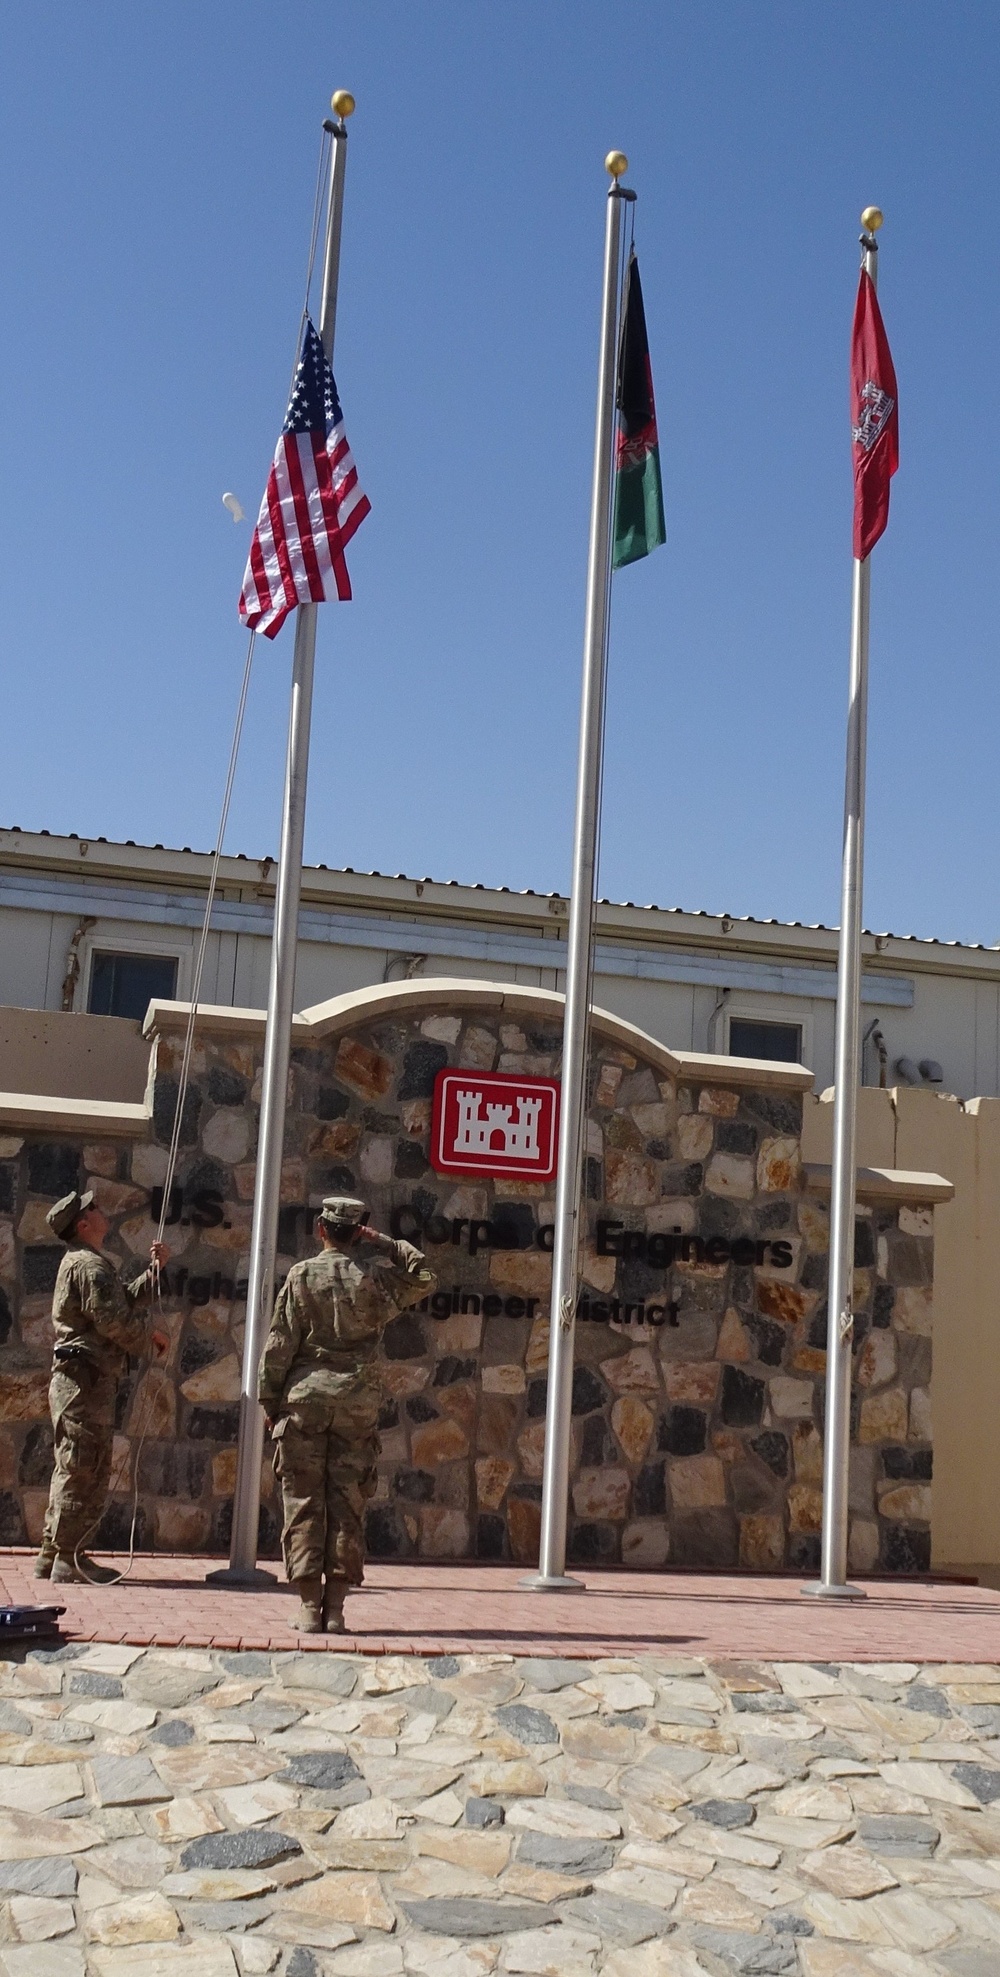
[88,950,178,1021]
[729,1016,803,1064]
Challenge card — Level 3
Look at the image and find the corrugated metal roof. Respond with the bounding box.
[3,825,996,953]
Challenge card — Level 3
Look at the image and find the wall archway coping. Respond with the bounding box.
[144,974,813,1093]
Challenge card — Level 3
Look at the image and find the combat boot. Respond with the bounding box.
[51,1554,118,1586]
[34,1544,55,1579]
[323,1581,347,1634]
[292,1579,324,1633]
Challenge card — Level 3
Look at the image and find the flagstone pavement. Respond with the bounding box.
[3,1557,1000,1977]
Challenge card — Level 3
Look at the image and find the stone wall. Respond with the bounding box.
[0,990,936,1573]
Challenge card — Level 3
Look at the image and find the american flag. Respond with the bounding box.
[239,317,370,638]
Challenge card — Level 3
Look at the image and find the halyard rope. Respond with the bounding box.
[70,123,335,1588]
[153,627,257,1253]
[70,624,256,1587]
[581,203,629,1198]
[152,117,333,1254]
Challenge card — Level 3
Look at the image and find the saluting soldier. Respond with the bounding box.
[36,1190,169,1585]
[258,1194,436,1634]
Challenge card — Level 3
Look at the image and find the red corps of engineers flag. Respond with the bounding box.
[851,269,898,561]
[240,317,370,638]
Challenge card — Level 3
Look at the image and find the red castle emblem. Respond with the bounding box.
[430,1070,560,1182]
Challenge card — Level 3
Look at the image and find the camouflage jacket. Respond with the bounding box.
[51,1246,154,1377]
[258,1235,437,1411]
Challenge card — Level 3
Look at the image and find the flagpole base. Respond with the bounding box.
[520,1573,587,1593]
[800,1580,867,1601]
[205,1566,278,1589]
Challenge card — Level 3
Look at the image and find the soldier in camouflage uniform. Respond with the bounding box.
[258,1194,436,1634]
[36,1190,169,1585]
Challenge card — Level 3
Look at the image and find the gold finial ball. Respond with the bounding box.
[331,90,356,119]
[861,205,884,233]
[605,150,628,180]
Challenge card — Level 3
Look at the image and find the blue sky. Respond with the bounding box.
[2,3,997,943]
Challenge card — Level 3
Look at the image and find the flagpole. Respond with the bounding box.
[210,91,356,1587]
[525,152,634,1592]
[803,206,884,1602]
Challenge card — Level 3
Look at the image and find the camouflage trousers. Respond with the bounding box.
[43,1366,118,1558]
[271,1383,380,1587]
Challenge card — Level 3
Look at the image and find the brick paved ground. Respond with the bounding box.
[2,1552,999,1663]
[3,1635,1000,1977]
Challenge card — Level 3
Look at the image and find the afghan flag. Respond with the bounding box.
[612,251,666,569]
[850,269,898,561]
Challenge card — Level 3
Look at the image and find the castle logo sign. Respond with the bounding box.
[430,1069,560,1181]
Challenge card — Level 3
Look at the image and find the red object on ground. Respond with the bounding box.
[851,268,899,560]
[2,1550,998,1662]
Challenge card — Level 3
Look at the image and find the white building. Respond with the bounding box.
[1,822,998,1098]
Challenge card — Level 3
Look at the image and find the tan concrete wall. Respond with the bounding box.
[803,1084,1000,1574]
[0,1008,151,1103]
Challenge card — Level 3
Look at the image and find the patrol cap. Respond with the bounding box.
[318,1194,368,1232]
[46,1190,95,1239]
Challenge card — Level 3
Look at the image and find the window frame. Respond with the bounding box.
[721,1002,814,1072]
[79,931,191,1020]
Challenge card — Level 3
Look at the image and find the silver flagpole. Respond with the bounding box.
[526,152,634,1592]
[210,90,356,1586]
[803,206,885,1602]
